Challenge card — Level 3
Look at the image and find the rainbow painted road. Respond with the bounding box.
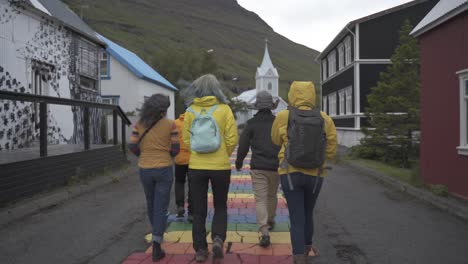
[122,151,314,263]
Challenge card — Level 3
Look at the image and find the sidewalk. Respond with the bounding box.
[345,159,468,222]
[121,151,304,264]
[0,158,135,228]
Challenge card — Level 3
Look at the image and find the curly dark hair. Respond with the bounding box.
[139,94,170,128]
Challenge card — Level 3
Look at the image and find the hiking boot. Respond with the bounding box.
[195,249,208,263]
[152,242,166,262]
[293,255,307,264]
[259,235,271,248]
[267,220,275,231]
[187,214,194,223]
[212,237,224,259]
[176,206,185,218]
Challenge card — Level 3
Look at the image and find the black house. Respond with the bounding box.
[317,0,437,147]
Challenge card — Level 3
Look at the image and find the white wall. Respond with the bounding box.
[101,56,175,121]
[0,1,75,149]
[337,129,364,147]
[256,76,279,98]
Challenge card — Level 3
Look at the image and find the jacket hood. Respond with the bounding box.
[192,96,220,107]
[288,81,316,108]
[178,113,185,121]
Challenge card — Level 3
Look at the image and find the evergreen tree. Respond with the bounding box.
[201,51,218,75]
[359,20,420,168]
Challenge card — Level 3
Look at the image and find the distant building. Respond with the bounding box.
[411,0,468,199]
[317,0,437,147]
[98,34,177,120]
[235,41,288,125]
[0,0,106,150]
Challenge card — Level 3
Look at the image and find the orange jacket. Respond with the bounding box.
[174,114,190,165]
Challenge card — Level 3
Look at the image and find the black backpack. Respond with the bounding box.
[285,107,327,169]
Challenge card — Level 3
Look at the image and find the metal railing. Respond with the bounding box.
[0,90,131,157]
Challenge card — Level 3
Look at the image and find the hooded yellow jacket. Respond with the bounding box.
[271,81,337,176]
[174,113,190,165]
[183,96,238,170]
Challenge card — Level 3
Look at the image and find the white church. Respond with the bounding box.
[234,41,288,126]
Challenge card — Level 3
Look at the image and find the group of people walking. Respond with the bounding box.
[128,74,337,264]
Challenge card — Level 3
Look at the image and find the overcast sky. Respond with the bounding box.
[237,0,414,52]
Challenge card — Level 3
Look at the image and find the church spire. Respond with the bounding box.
[260,38,274,71]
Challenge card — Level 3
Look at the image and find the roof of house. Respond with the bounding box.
[234,89,287,106]
[98,34,178,92]
[24,0,104,45]
[235,89,258,104]
[317,0,431,60]
[411,0,468,37]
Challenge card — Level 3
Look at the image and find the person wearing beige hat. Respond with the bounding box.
[236,90,281,248]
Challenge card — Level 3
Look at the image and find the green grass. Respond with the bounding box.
[352,159,414,183]
[63,0,320,98]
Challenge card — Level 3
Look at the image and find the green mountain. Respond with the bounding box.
[64,0,320,98]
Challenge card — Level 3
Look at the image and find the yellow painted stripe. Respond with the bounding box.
[148,231,292,244]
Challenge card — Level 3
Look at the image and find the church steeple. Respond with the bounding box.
[256,39,279,97]
[260,39,274,72]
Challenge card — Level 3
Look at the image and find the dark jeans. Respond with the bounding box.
[281,172,323,255]
[189,169,231,251]
[175,164,192,214]
[139,166,174,243]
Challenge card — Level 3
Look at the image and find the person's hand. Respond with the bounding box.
[235,161,243,171]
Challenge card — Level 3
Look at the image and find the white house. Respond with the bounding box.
[98,35,177,120]
[234,41,288,125]
[0,0,106,150]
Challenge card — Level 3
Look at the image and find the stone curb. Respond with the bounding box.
[0,161,137,228]
[345,161,468,222]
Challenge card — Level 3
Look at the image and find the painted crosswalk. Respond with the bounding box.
[121,152,312,263]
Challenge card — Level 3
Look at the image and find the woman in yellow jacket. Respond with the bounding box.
[271,81,337,264]
[182,74,238,262]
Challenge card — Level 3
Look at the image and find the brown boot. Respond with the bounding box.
[293,254,307,264]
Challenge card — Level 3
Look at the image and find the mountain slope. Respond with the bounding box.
[64,0,320,98]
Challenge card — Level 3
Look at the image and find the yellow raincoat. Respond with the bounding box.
[183,96,238,170]
[271,81,337,176]
[174,113,190,165]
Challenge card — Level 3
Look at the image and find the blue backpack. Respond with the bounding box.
[186,105,221,153]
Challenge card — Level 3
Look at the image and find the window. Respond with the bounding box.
[328,51,336,76]
[344,36,352,66]
[339,90,345,115]
[100,50,110,78]
[458,70,468,155]
[80,76,97,91]
[346,87,353,114]
[322,60,327,81]
[31,61,52,124]
[328,93,337,116]
[102,96,119,105]
[338,43,345,70]
[79,38,98,79]
[268,82,272,91]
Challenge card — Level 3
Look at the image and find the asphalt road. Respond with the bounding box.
[1,163,468,264]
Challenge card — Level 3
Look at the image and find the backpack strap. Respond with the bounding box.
[186,107,200,118]
[206,105,218,115]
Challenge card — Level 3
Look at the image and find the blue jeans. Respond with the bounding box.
[139,166,174,243]
[281,172,323,255]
